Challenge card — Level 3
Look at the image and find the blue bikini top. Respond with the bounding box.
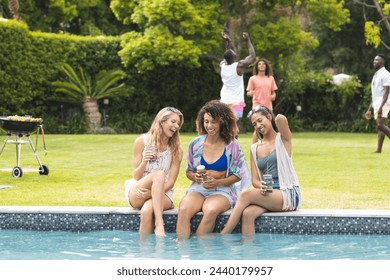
[201,148,228,171]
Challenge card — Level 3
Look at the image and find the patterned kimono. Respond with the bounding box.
[186,134,251,203]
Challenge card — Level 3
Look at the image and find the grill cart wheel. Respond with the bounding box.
[12,166,23,178]
[39,165,49,175]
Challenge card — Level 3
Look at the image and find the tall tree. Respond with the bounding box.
[111,0,350,73]
[8,0,21,20]
[1,0,125,35]
[353,0,390,49]
[309,0,389,85]
[111,0,223,72]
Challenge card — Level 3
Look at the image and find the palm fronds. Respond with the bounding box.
[51,63,127,131]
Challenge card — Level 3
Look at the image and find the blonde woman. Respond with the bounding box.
[125,107,183,237]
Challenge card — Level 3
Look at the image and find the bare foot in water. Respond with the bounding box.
[155,225,166,237]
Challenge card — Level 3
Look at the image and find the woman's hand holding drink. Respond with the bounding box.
[196,165,206,184]
[147,146,158,162]
[262,174,274,194]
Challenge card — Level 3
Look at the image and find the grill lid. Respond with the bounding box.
[0,115,43,133]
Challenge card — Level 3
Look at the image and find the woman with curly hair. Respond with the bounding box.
[176,100,251,240]
[125,107,184,238]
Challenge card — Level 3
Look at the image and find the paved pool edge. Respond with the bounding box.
[1,206,389,234]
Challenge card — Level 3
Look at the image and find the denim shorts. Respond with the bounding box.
[271,178,301,210]
[186,183,235,208]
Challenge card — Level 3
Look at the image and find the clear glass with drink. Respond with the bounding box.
[148,146,158,162]
[196,165,206,184]
[262,174,274,193]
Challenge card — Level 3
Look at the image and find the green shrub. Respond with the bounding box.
[0,19,123,124]
[0,19,377,134]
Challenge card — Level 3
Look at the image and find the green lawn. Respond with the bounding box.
[0,132,389,209]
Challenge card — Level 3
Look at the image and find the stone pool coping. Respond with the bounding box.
[1,206,390,234]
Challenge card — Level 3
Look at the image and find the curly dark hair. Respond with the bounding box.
[195,100,238,144]
[252,58,273,76]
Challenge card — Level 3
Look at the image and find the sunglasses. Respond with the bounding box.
[247,105,272,118]
[166,107,181,114]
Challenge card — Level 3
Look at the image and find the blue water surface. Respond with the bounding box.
[0,230,389,260]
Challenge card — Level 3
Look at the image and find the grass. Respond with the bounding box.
[0,132,389,209]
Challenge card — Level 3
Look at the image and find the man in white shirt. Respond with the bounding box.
[220,31,256,133]
[365,54,390,153]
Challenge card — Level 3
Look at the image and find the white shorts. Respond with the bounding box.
[374,103,390,119]
[124,179,174,209]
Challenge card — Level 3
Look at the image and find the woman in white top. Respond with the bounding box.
[125,107,183,237]
[221,106,301,235]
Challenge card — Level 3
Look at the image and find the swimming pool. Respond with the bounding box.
[1,229,389,260]
[1,206,390,261]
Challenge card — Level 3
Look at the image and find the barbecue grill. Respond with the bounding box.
[0,116,49,178]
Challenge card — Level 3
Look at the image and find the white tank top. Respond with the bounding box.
[142,135,172,182]
[220,62,245,104]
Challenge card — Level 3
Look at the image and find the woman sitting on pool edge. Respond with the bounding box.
[124,107,184,238]
[176,100,251,240]
[221,106,301,235]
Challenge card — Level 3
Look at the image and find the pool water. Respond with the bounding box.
[1,230,389,260]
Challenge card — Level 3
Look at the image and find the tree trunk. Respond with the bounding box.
[372,0,390,37]
[8,0,20,20]
[83,97,101,132]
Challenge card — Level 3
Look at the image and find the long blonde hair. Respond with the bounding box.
[146,107,183,158]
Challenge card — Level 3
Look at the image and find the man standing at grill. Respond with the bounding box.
[365,54,390,153]
[220,31,256,133]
